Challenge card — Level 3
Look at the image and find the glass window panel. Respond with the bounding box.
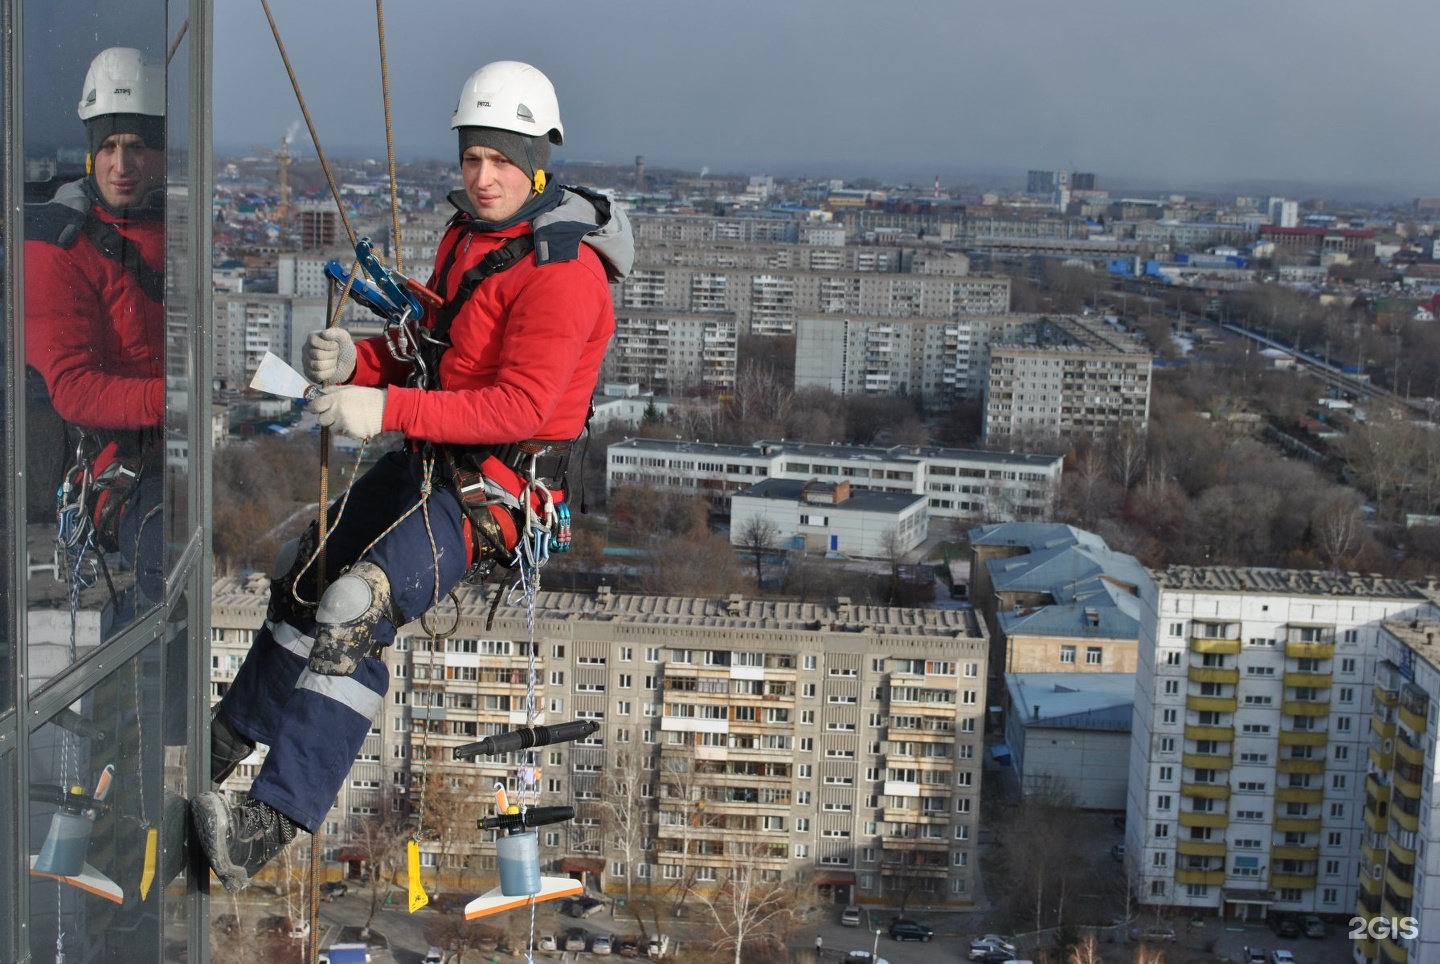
[22,1,168,676]
[163,0,191,574]
[27,639,179,961]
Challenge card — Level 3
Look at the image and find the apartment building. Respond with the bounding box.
[1358,607,1440,964]
[1127,567,1427,924]
[983,314,1153,443]
[602,309,739,396]
[209,576,989,907]
[794,312,1037,412]
[606,437,1063,524]
[615,260,1010,338]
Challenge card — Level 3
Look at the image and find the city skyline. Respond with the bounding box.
[208,0,1440,201]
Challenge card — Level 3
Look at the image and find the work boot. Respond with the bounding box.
[190,792,300,893]
[210,710,256,785]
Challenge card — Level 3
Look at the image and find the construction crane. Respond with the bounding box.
[250,136,292,224]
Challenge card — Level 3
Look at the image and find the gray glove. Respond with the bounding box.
[303,328,356,385]
[310,386,386,439]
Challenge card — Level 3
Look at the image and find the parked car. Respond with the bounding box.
[1302,915,1327,938]
[592,933,613,956]
[846,952,887,964]
[647,934,670,959]
[971,952,1015,964]
[969,936,1017,960]
[1268,913,1301,939]
[888,919,933,942]
[320,880,349,900]
[1270,952,1296,964]
[565,929,588,952]
[1245,950,1267,964]
[564,896,607,918]
[538,934,557,952]
[840,904,862,927]
[431,892,470,914]
[422,949,443,964]
[1136,925,1175,943]
[616,937,641,958]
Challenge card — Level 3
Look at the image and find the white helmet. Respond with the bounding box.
[450,61,563,145]
[78,47,165,121]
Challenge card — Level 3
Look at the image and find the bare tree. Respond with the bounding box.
[595,748,657,914]
[347,807,412,933]
[1312,489,1365,572]
[693,853,814,964]
[417,769,486,897]
[1106,423,1148,492]
[735,515,780,589]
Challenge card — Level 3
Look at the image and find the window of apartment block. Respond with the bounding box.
[1166,651,1182,665]
[1164,680,1179,695]
[1086,647,1103,665]
[1162,709,1177,724]
[1060,645,1076,664]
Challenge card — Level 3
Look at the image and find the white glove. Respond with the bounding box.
[310,386,386,439]
[303,328,356,385]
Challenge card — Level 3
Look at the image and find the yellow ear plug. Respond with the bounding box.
[533,169,546,194]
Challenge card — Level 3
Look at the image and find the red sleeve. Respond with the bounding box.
[381,259,610,445]
[24,240,163,429]
[350,332,417,388]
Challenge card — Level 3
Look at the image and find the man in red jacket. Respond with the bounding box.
[26,47,167,608]
[193,61,632,891]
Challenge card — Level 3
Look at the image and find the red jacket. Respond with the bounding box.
[25,196,165,430]
[351,217,616,446]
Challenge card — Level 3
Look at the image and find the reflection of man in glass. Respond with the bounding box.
[26,47,166,609]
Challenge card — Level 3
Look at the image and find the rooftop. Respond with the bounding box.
[1152,566,1422,599]
[1004,672,1135,731]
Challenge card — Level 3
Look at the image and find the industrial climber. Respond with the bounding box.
[192,60,633,892]
[26,46,168,612]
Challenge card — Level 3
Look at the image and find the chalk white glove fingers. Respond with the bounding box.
[303,328,356,385]
[310,386,386,439]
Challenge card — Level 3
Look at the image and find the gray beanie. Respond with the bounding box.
[458,126,550,180]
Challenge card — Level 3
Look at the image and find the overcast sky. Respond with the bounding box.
[213,0,1440,199]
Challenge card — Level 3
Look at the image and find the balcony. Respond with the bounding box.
[1371,716,1397,740]
[1283,670,1333,689]
[1191,636,1241,655]
[1269,870,1316,890]
[1282,699,1329,717]
[1369,745,1395,770]
[1184,724,1235,743]
[1388,838,1416,867]
[1284,640,1334,659]
[1365,774,1391,801]
[1187,694,1238,714]
[1278,730,1328,748]
[1359,868,1382,896]
[1175,868,1225,886]
[1395,737,1424,766]
[1373,684,1400,708]
[1392,806,1419,834]
[1188,666,1240,685]
[1364,804,1389,834]
[1385,866,1414,900]
[1276,758,1325,775]
[1182,752,1233,770]
[1398,702,1427,735]
[1273,816,1321,834]
[1181,782,1231,800]
[1176,839,1226,858]
[1360,838,1384,871]
[1392,771,1422,802]
[1379,936,1409,964]
[1271,844,1318,862]
[1275,787,1323,805]
[1177,811,1229,829]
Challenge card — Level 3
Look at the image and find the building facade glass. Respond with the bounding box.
[3,0,211,961]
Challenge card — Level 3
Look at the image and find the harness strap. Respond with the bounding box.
[81,216,165,304]
[418,233,535,384]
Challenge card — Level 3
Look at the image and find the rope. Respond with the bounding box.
[375,0,404,277]
[256,0,359,252]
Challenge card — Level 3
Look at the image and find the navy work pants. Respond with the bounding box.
[219,451,472,832]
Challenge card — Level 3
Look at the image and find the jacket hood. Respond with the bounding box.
[532,186,634,282]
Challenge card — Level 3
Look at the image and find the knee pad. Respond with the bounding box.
[267,527,320,626]
[307,561,393,677]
